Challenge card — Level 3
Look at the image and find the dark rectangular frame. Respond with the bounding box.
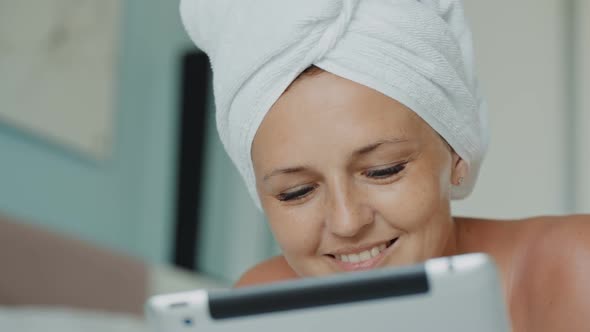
[172,51,211,270]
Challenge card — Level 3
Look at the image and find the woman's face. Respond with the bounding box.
[252,70,464,277]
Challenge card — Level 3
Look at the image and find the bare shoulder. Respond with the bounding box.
[515,214,590,331]
[515,214,590,250]
[455,215,590,331]
[234,256,299,288]
[456,214,590,251]
[519,213,590,264]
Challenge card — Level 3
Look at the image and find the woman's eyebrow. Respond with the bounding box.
[352,137,410,157]
[263,166,306,182]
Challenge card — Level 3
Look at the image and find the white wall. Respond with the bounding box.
[453,0,570,218]
[576,0,590,213]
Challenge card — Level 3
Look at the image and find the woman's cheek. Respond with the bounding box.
[267,209,321,256]
[269,212,325,277]
[371,176,443,231]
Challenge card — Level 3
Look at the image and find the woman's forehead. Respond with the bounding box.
[258,71,428,142]
[252,71,438,166]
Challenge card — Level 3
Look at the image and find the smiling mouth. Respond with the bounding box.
[326,237,399,264]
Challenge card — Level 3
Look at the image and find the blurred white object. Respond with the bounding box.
[0,307,148,332]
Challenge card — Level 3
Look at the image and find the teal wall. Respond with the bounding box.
[0,0,193,263]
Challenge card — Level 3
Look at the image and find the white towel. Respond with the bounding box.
[180,0,489,208]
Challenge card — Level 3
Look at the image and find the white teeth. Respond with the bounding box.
[370,247,380,257]
[359,250,372,261]
[348,254,360,263]
[336,242,391,263]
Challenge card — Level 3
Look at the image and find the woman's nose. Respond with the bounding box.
[325,185,373,238]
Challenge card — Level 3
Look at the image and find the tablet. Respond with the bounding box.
[146,253,511,331]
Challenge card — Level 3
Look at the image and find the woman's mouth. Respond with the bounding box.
[325,237,399,271]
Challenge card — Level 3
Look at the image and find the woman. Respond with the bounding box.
[180,0,590,330]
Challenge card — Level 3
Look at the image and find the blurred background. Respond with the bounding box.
[0,0,588,328]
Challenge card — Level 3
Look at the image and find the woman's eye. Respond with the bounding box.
[277,185,316,202]
[364,162,407,179]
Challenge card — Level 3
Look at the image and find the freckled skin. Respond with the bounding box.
[253,71,461,276]
[244,70,590,331]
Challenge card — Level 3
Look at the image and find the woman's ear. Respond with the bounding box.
[451,152,468,186]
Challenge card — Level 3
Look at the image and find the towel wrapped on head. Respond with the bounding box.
[180,0,489,208]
